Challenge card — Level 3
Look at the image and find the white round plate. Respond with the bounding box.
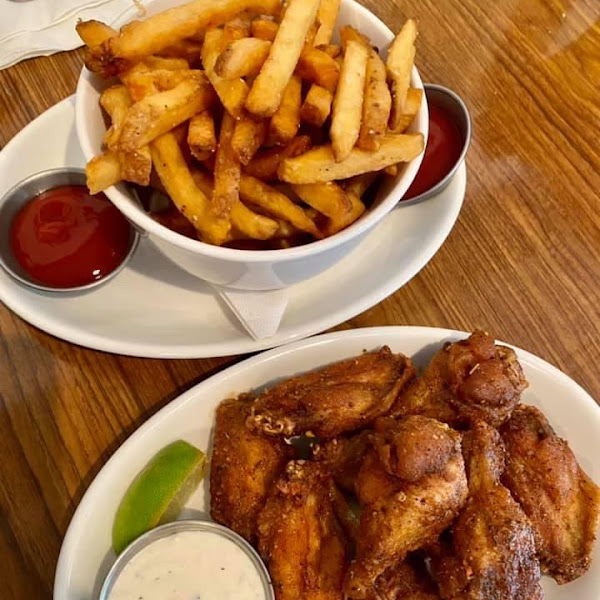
[54,326,600,600]
[0,98,465,358]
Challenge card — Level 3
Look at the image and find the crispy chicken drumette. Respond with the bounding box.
[391,330,528,428]
[430,420,543,600]
[345,416,468,599]
[500,405,600,583]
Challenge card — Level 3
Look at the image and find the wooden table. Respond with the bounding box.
[1,0,599,597]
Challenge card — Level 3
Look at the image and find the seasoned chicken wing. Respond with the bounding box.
[312,430,372,493]
[345,416,468,599]
[430,421,543,600]
[210,396,291,543]
[391,330,527,428]
[369,557,440,600]
[248,347,416,439]
[257,461,350,600]
[500,405,600,583]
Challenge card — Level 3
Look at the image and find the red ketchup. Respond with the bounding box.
[404,103,463,200]
[10,185,132,288]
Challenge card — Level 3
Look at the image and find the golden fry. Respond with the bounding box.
[142,56,189,71]
[202,27,250,119]
[151,132,230,244]
[391,87,423,133]
[76,20,116,47]
[278,133,424,183]
[387,19,417,130]
[240,176,322,237]
[335,24,394,151]
[100,85,132,149]
[188,111,217,161]
[268,75,301,145]
[124,69,209,102]
[245,0,320,117]
[300,84,333,127]
[118,146,152,186]
[232,115,268,165]
[317,43,341,58]
[86,151,121,194]
[330,40,369,161]
[295,46,340,92]
[158,39,204,62]
[250,18,279,41]
[215,37,272,78]
[344,171,379,197]
[192,170,279,240]
[383,164,398,176]
[243,135,312,180]
[323,190,366,235]
[86,0,281,75]
[314,0,341,46]
[118,79,216,151]
[291,182,351,220]
[213,112,241,217]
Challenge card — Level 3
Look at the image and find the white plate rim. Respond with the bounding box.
[0,98,465,359]
[54,325,600,599]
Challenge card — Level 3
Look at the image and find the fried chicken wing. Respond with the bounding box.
[210,396,291,543]
[500,405,600,583]
[248,347,416,439]
[430,421,543,600]
[345,416,468,599]
[369,557,440,600]
[391,331,527,428]
[257,461,350,600]
[312,430,372,493]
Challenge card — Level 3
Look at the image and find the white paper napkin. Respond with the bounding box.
[213,285,289,340]
[0,0,143,70]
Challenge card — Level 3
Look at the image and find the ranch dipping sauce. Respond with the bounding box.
[106,527,270,600]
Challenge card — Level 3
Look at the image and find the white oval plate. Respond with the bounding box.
[0,98,465,358]
[54,326,600,600]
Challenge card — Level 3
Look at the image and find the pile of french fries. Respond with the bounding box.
[78,0,424,249]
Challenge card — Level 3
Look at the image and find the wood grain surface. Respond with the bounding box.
[1,0,599,597]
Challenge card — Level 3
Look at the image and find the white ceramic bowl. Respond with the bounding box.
[76,0,428,290]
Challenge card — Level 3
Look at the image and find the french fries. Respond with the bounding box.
[100,85,132,149]
[323,190,366,235]
[244,135,312,180]
[151,132,230,244]
[337,26,393,151]
[295,47,340,93]
[81,1,424,250]
[300,85,333,127]
[291,182,351,220]
[313,0,341,46]
[202,27,250,119]
[188,111,217,161]
[232,115,268,164]
[192,170,279,239]
[330,40,369,161]
[213,112,242,217]
[250,19,278,41]
[279,133,424,183]
[268,75,301,145]
[215,37,272,78]
[240,176,321,237]
[86,152,121,195]
[392,87,423,133]
[387,19,417,130]
[245,0,320,117]
[118,79,216,151]
[87,0,281,74]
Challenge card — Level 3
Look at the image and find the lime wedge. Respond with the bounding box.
[112,440,206,554]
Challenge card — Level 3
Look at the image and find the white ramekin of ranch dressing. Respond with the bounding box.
[99,520,274,600]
